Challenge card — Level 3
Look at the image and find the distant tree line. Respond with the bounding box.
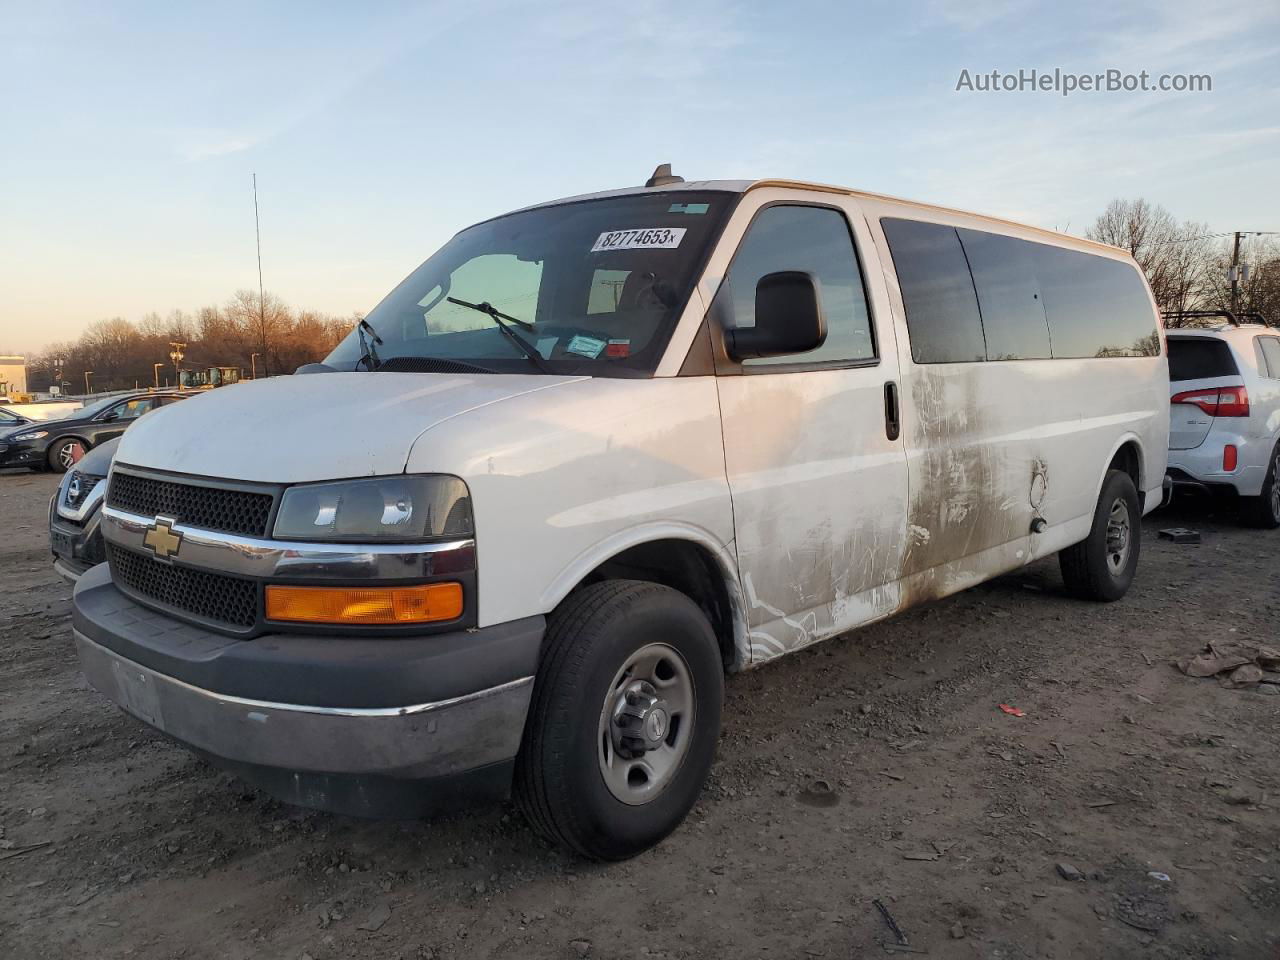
[1087,198,1280,322]
[26,290,359,394]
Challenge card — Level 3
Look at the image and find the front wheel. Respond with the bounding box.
[1059,469,1141,602]
[515,580,724,861]
[48,437,87,473]
[1241,444,1280,529]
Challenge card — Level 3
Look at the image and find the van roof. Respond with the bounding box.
[502,177,1126,257]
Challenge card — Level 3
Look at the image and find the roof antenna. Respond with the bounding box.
[645,163,685,188]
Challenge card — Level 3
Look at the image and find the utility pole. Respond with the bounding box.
[169,341,186,389]
[84,370,93,395]
[1230,231,1242,315]
[250,352,260,379]
[153,362,163,388]
[253,173,267,376]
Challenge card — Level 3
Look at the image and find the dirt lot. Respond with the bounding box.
[2,469,1278,960]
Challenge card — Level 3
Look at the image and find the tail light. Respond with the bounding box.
[1171,385,1250,418]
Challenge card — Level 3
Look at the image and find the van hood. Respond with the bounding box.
[114,372,586,483]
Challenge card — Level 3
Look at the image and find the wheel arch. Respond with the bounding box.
[1098,434,1147,510]
[539,524,749,672]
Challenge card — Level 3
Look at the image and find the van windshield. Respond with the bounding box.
[326,191,734,377]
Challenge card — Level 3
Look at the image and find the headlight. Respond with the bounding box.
[12,431,48,441]
[273,475,473,541]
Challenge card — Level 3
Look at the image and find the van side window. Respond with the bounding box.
[1258,337,1280,379]
[1029,246,1160,358]
[720,205,876,367]
[880,218,987,363]
[956,229,1052,360]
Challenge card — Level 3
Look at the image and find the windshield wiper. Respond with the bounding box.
[446,297,553,373]
[356,317,383,371]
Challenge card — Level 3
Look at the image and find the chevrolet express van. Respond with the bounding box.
[73,167,1168,860]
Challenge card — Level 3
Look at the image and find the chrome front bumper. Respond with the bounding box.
[76,629,533,781]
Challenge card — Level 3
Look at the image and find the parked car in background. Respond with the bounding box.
[50,438,118,581]
[1165,311,1280,527]
[0,406,33,431]
[0,391,186,472]
[71,170,1167,860]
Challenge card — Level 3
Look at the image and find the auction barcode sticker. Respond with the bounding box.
[591,227,686,252]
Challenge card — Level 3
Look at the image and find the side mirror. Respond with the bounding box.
[97,411,117,422]
[725,271,826,362]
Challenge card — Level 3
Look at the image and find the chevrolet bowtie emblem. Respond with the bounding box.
[143,517,183,560]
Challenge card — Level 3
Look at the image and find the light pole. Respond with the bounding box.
[169,341,186,389]
[153,362,163,388]
[84,370,94,395]
[250,352,260,379]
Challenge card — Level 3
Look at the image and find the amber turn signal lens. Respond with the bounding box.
[265,583,463,625]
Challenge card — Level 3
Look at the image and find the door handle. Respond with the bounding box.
[884,381,901,442]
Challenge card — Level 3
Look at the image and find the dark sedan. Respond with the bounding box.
[0,391,186,472]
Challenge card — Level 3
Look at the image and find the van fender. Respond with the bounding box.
[537,521,751,671]
[1095,431,1147,505]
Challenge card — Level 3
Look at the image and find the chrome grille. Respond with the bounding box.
[106,543,258,630]
[65,473,103,509]
[107,472,274,537]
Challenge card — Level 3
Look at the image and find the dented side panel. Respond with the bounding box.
[862,197,1168,610]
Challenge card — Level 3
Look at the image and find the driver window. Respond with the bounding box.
[418,255,542,334]
[720,205,877,368]
[113,398,157,421]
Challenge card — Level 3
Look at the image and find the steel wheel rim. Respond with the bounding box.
[1104,497,1131,574]
[597,642,695,806]
[59,442,84,469]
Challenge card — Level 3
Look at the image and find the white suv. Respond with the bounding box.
[1166,313,1280,527]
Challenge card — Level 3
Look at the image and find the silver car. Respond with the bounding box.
[49,437,119,581]
[1166,312,1280,527]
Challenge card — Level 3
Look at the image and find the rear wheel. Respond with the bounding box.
[515,580,723,861]
[48,437,87,473]
[1241,444,1280,529]
[1059,469,1141,601]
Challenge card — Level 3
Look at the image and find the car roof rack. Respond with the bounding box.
[1163,309,1274,329]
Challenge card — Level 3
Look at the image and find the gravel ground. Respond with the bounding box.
[2,468,1278,960]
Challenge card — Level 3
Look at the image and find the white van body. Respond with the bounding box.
[73,175,1168,857]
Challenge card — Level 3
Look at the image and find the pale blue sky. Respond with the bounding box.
[2,0,1277,354]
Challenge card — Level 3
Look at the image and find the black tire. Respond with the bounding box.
[47,437,88,473]
[515,580,724,861]
[1241,443,1280,529]
[1059,469,1141,602]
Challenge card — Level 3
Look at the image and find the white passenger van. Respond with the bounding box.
[73,167,1168,860]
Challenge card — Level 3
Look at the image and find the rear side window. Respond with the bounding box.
[1167,338,1239,381]
[957,229,1052,360]
[720,205,876,367]
[1258,337,1280,379]
[1031,247,1159,358]
[881,218,986,363]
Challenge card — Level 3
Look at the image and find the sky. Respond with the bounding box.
[1,0,1277,355]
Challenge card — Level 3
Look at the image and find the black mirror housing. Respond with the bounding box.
[725,271,826,362]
